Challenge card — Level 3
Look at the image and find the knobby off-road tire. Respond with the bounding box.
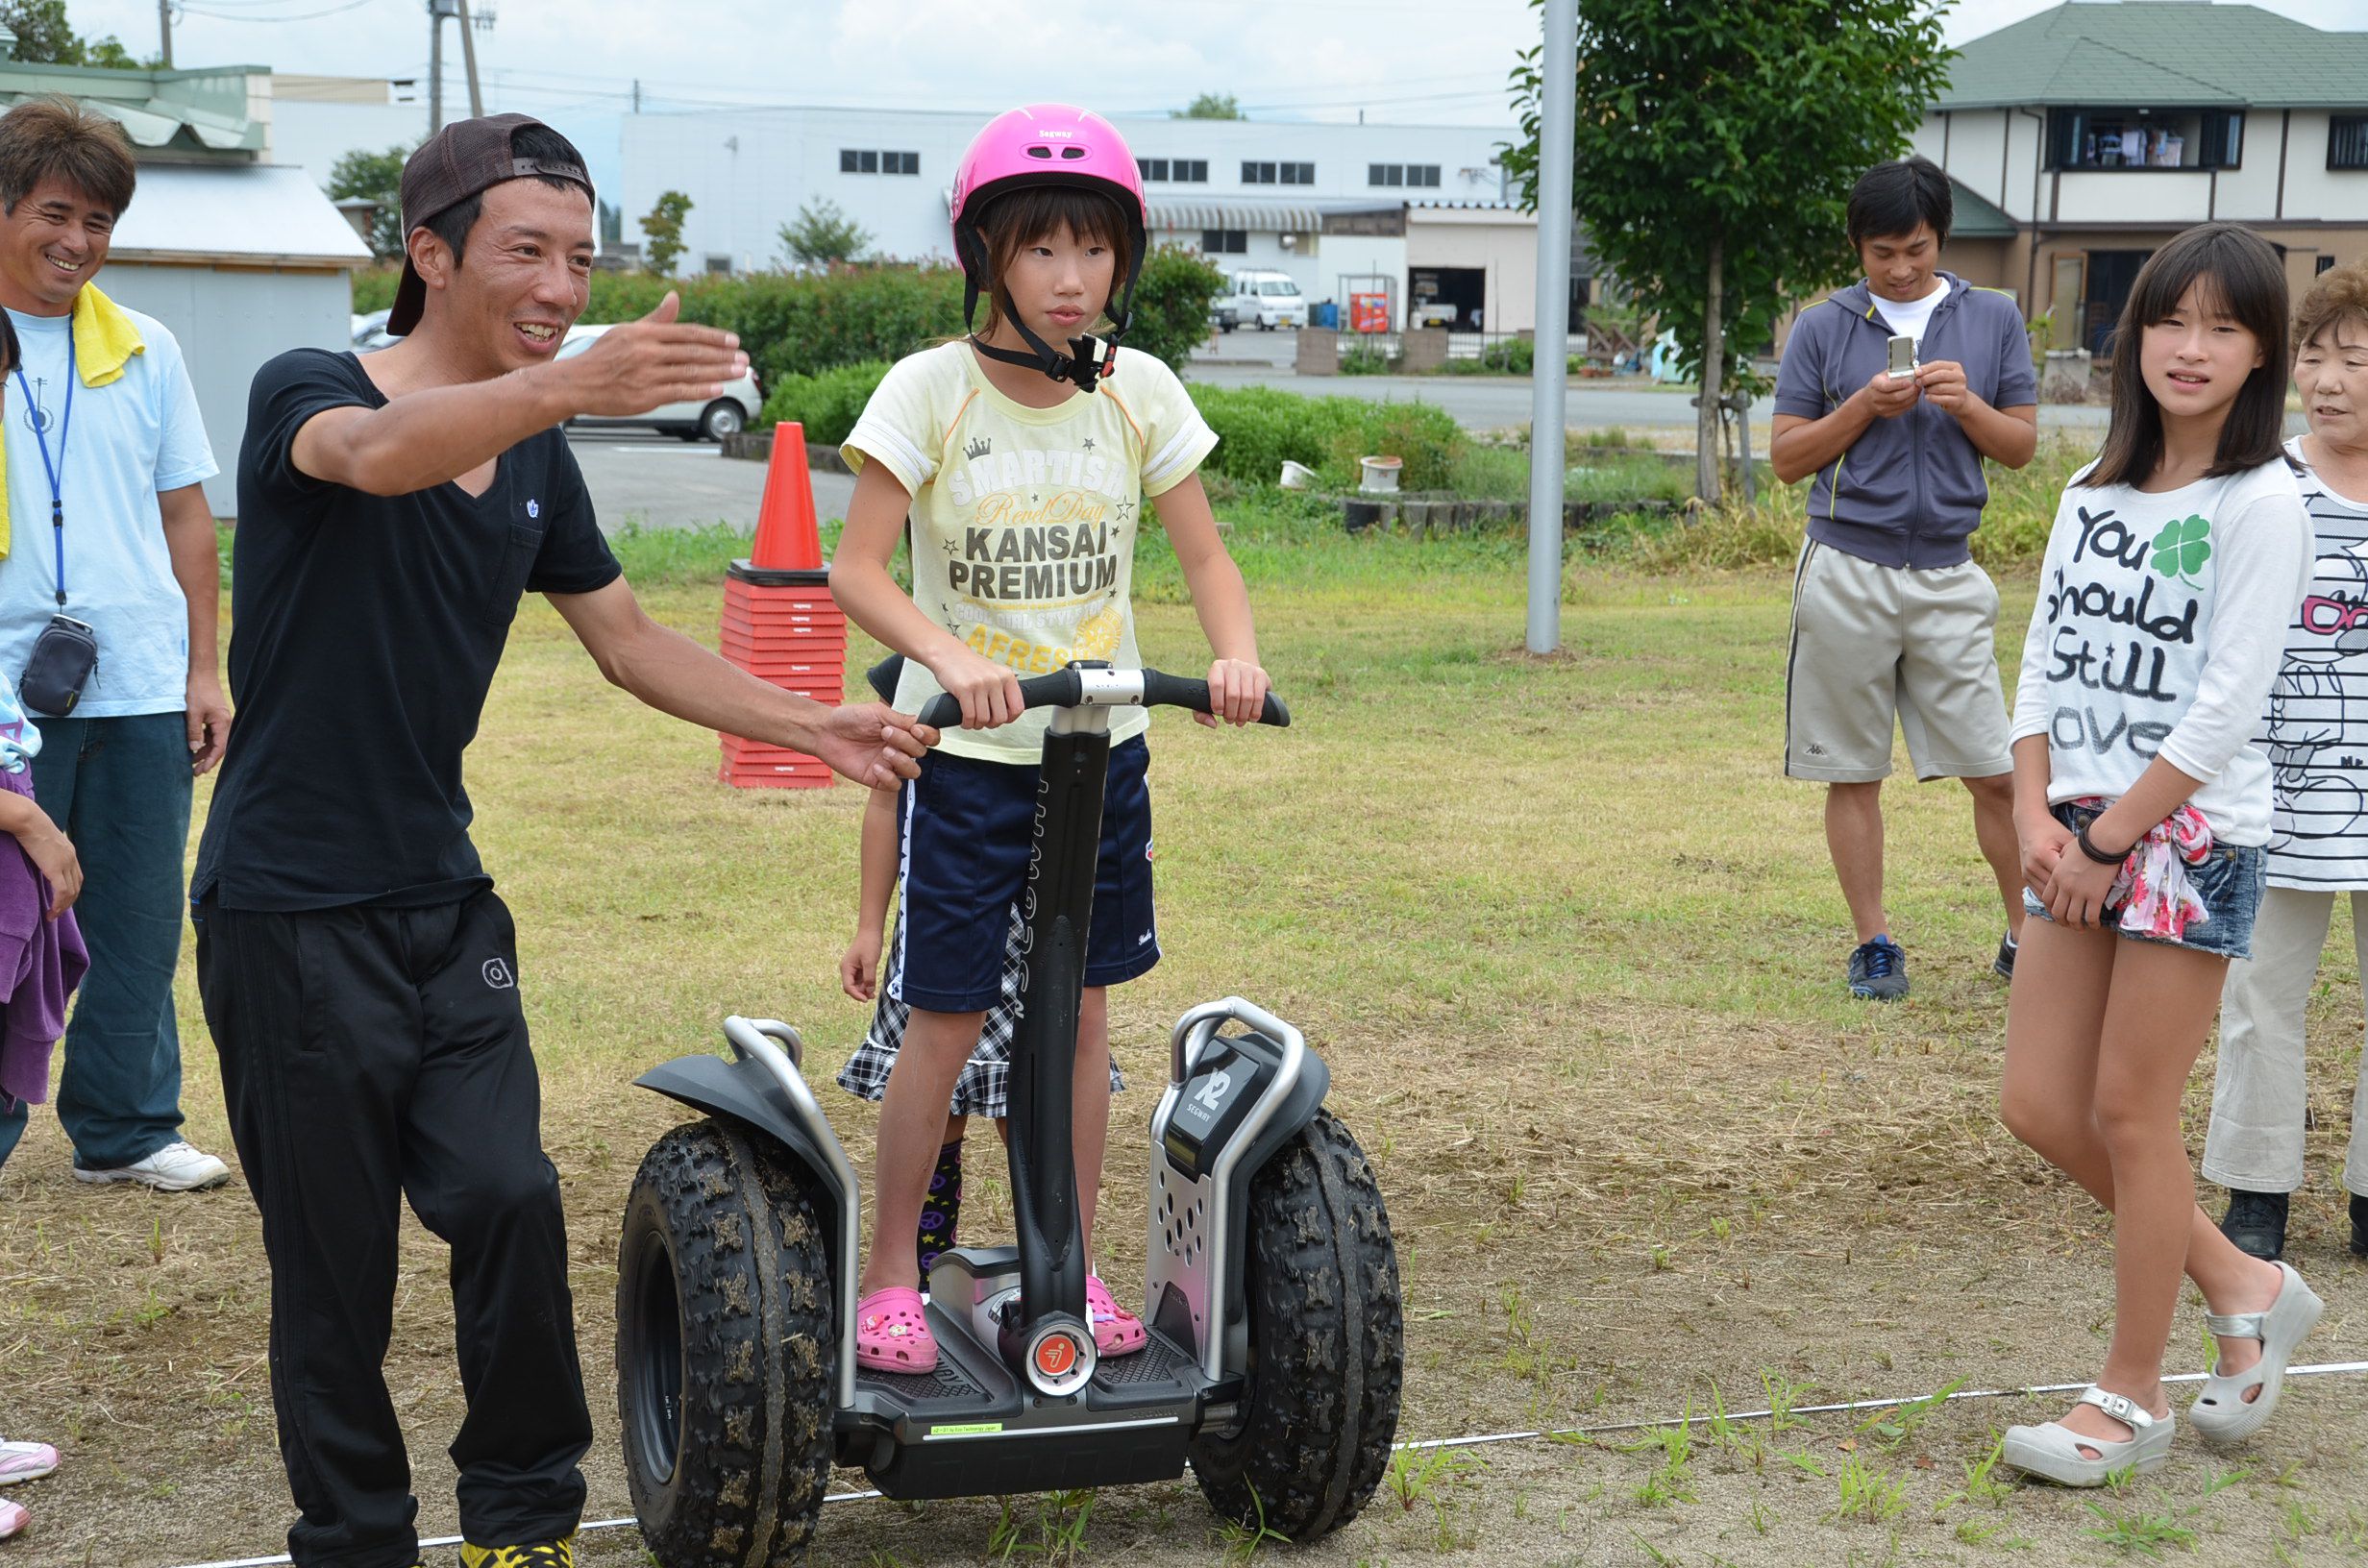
[618,1118,836,1568]
[1190,1108,1403,1540]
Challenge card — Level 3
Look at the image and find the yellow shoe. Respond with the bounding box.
[459,1538,574,1568]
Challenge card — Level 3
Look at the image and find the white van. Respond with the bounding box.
[1222,270,1306,331]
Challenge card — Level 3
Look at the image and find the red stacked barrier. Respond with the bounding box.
[719,423,847,789]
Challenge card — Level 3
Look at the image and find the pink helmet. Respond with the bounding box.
[949,105,1149,390]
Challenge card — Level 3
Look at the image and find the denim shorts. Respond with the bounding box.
[2022,802,2264,960]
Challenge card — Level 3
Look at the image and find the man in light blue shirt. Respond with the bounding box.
[0,96,232,1189]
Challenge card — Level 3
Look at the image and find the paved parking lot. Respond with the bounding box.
[570,429,853,535]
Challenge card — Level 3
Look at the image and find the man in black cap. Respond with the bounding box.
[190,115,928,1568]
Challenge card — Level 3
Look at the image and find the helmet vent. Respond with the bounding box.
[1025,144,1055,159]
[1059,146,1087,159]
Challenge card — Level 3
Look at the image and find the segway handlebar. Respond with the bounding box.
[915,664,1291,733]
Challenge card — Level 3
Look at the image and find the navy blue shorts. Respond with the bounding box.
[892,736,1158,1013]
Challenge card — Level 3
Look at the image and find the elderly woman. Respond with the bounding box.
[2208,259,2368,1262]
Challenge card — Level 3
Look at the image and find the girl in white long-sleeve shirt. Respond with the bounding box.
[1996,223,2325,1487]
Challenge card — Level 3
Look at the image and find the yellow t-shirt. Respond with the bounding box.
[843,342,1219,764]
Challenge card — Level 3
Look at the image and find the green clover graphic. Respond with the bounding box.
[2150,515,2212,583]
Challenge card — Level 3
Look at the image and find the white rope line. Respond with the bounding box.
[160,1360,2368,1568]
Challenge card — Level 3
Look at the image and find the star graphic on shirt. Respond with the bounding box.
[942,538,958,555]
[1031,493,1040,503]
[1116,501,1136,523]
[1082,437,1095,452]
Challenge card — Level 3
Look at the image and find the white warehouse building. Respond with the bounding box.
[618,107,1528,327]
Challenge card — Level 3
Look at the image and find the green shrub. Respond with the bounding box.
[1187,385,1466,491]
[756,359,893,446]
[1126,245,1224,373]
[1482,336,1534,375]
[1339,341,1397,375]
[351,265,401,315]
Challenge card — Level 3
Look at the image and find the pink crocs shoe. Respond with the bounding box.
[855,1286,937,1373]
[0,1443,54,1487]
[1085,1275,1147,1358]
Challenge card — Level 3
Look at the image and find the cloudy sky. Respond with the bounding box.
[61,0,2368,193]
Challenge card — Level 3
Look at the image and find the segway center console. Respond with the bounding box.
[615,663,1404,1564]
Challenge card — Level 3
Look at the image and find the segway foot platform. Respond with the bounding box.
[838,1245,1229,1499]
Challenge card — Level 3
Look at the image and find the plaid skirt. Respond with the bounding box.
[837,900,1125,1118]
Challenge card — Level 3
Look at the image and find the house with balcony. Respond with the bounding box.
[1910,0,2368,355]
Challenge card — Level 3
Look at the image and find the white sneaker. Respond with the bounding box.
[0,1442,55,1485]
[0,1496,26,1539]
[72,1139,232,1192]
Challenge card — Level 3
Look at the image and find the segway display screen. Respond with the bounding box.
[1162,1042,1272,1180]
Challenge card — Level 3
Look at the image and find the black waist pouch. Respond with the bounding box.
[20,614,97,717]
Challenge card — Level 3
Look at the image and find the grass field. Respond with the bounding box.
[3,480,2364,1567]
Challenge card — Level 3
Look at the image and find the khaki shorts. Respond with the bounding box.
[1785,540,2013,783]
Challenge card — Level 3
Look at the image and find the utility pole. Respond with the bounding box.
[428,0,444,132]
[631,79,641,113]
[158,0,171,67]
[456,0,483,119]
[1525,0,1577,655]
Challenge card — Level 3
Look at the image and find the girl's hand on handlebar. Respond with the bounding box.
[925,647,1025,729]
[1196,657,1271,727]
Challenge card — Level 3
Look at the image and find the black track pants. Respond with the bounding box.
[196,891,592,1568]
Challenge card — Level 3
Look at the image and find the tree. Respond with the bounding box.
[0,1,154,68]
[327,144,412,263]
[778,198,872,268]
[1502,0,1951,502]
[1125,244,1228,373]
[640,190,693,278]
[1175,92,1243,120]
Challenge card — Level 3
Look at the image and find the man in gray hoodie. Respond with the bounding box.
[1772,155,2039,1000]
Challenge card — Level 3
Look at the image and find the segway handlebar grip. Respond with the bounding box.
[912,665,1290,731]
[1136,668,1292,728]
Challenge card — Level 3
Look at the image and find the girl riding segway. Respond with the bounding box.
[828,104,1270,1373]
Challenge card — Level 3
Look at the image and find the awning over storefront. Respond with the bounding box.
[1147,199,1399,233]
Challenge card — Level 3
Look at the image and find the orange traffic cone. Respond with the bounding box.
[751,420,825,571]
[719,420,847,789]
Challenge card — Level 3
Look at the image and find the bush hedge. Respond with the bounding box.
[350,242,1223,384]
[756,359,892,445]
[1186,384,1465,492]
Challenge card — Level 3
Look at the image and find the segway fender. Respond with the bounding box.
[634,1054,844,1200]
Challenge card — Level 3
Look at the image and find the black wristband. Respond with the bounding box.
[2076,821,2130,865]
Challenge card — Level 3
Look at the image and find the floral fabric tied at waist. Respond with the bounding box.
[2071,796,2213,941]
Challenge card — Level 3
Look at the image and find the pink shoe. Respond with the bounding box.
[1085,1275,1147,1358]
[0,1444,53,1486]
[0,1497,25,1540]
[854,1286,937,1373]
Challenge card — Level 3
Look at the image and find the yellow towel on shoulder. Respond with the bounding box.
[0,284,145,558]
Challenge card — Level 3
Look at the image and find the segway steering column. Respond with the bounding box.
[915,665,1286,1396]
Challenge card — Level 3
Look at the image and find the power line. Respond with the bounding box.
[180,0,380,19]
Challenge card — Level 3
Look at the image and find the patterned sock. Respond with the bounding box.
[918,1139,964,1274]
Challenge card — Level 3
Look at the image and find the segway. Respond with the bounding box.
[615,662,1403,1564]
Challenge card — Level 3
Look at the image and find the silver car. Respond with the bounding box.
[556,323,764,442]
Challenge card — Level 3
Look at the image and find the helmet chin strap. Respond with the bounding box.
[970,318,1119,391]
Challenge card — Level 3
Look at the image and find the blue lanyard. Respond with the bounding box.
[12,330,73,608]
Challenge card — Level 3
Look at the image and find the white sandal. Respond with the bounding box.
[2001,1385,2175,1486]
[2190,1261,2324,1446]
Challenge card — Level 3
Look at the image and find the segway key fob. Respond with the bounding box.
[1163,1042,1271,1180]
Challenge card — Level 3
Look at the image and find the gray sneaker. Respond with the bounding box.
[1848,937,1909,1001]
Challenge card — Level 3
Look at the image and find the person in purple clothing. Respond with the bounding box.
[1772,155,2041,1000]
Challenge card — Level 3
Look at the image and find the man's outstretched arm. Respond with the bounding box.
[548,576,932,790]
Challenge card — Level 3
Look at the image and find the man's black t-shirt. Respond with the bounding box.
[192,349,621,911]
